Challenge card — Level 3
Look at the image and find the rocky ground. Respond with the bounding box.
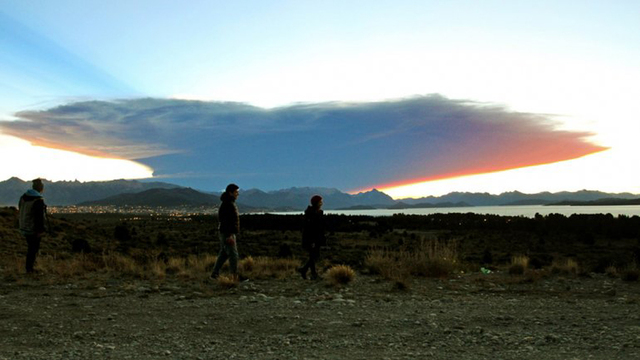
[1,272,639,360]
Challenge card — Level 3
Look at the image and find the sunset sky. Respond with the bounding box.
[1,1,639,197]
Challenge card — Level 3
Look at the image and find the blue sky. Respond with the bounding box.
[1,1,639,196]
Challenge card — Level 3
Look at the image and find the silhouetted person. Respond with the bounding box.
[19,178,48,274]
[298,195,326,280]
[211,183,242,279]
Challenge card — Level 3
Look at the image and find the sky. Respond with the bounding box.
[0,1,639,197]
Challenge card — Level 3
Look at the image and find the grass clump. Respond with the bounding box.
[216,274,239,289]
[551,258,579,276]
[509,255,529,275]
[621,263,640,282]
[407,239,459,278]
[326,265,356,286]
[605,265,618,278]
[239,256,299,280]
[365,248,397,278]
[365,239,460,281]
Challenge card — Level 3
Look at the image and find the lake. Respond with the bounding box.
[273,205,640,218]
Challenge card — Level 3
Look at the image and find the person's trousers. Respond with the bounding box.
[301,246,320,277]
[211,233,238,276]
[25,234,41,273]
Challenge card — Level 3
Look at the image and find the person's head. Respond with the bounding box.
[225,183,239,199]
[310,195,323,209]
[32,178,44,193]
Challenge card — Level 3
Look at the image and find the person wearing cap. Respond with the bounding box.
[211,183,242,279]
[18,178,48,274]
[298,195,326,280]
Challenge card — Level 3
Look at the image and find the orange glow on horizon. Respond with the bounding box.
[350,146,610,195]
[19,137,118,159]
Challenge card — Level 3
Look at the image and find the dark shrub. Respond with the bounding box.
[277,244,292,258]
[71,239,91,253]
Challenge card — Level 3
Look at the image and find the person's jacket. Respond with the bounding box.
[218,192,239,235]
[19,189,47,235]
[302,206,326,250]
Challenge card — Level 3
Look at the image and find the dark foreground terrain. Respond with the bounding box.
[1,272,639,360]
[2,208,640,359]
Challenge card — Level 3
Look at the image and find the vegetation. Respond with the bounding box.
[508,255,529,275]
[325,265,356,286]
[551,258,580,276]
[1,207,640,286]
[365,239,460,282]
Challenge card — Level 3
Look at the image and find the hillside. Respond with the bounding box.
[79,188,219,207]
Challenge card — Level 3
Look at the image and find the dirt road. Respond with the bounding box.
[1,273,639,360]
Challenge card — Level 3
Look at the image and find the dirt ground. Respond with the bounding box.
[1,271,639,360]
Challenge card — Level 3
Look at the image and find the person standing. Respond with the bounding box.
[18,178,48,274]
[298,195,326,280]
[211,183,242,279]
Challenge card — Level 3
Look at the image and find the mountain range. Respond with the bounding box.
[2,177,640,211]
[0,177,180,206]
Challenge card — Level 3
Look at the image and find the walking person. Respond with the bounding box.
[210,183,245,280]
[298,195,326,280]
[18,178,48,274]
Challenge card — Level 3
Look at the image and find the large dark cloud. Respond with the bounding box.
[0,95,607,191]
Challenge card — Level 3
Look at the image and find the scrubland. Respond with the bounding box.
[1,207,640,359]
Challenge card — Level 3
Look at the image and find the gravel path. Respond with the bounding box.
[1,273,639,359]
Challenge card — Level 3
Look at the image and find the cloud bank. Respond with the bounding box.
[0,95,607,191]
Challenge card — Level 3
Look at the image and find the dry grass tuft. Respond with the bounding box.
[1,251,222,281]
[408,239,459,278]
[551,258,579,276]
[216,274,239,289]
[365,239,460,281]
[365,248,397,278]
[605,266,618,278]
[325,265,356,286]
[509,255,529,275]
[101,252,142,277]
[621,263,640,282]
[239,256,255,273]
[239,256,299,280]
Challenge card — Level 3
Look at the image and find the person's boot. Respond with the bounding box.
[310,271,319,280]
[297,266,307,280]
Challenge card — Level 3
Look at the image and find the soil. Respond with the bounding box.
[1,272,639,360]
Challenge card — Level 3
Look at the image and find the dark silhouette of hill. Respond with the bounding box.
[78,188,219,207]
[549,198,640,206]
[0,177,181,206]
[239,187,396,210]
[72,186,394,211]
[387,201,471,209]
[402,190,640,207]
[2,177,640,210]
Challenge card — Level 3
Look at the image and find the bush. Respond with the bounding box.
[509,255,529,275]
[326,265,356,286]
